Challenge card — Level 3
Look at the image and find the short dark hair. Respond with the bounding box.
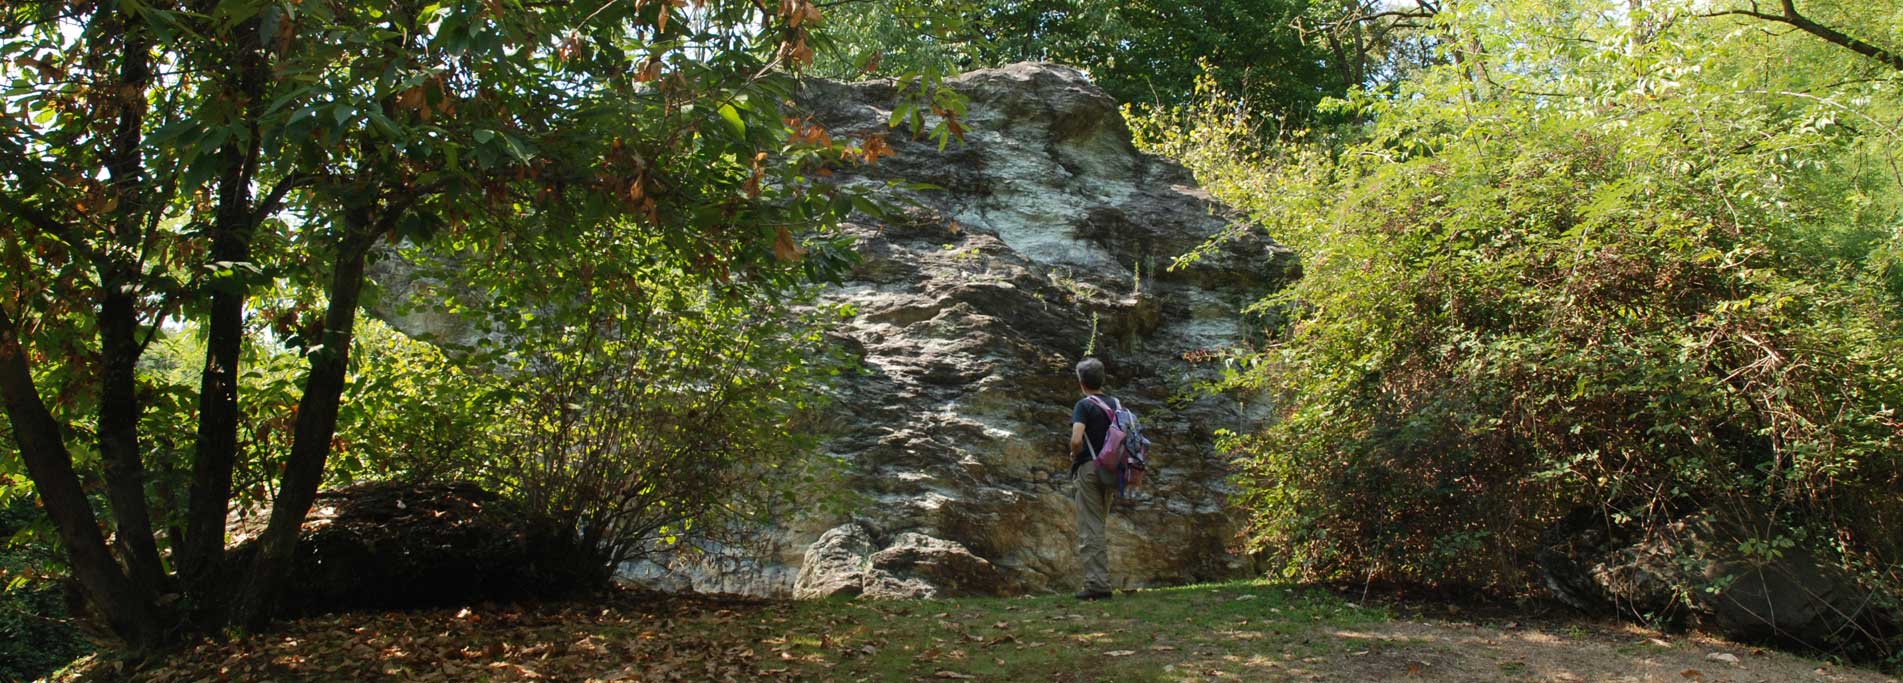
[1075,357,1106,391]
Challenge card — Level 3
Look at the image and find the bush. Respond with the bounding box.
[0,499,92,683]
[330,320,506,485]
[127,314,504,530]
[14,251,841,606]
[1133,2,1903,619]
[480,263,849,580]
[1228,117,1903,590]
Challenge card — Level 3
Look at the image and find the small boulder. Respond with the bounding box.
[792,523,876,599]
[792,525,1018,599]
[869,532,1015,598]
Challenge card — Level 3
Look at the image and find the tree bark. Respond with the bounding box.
[95,0,169,606]
[0,308,161,650]
[179,12,270,605]
[96,285,169,594]
[230,212,382,628]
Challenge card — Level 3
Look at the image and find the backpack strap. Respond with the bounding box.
[1080,395,1117,464]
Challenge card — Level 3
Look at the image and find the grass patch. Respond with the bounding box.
[726,580,1386,682]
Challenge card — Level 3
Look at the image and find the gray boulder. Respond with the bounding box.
[868,532,1017,598]
[792,523,877,599]
[792,525,1019,600]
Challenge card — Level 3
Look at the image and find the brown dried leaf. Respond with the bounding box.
[772,227,805,262]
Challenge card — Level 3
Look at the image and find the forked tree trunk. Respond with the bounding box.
[97,284,170,596]
[230,212,383,628]
[0,6,175,652]
[0,309,164,651]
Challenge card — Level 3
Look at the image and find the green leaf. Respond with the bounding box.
[498,132,532,162]
[850,195,887,220]
[368,110,402,141]
[717,102,746,138]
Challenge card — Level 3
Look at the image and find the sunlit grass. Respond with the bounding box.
[712,580,1388,682]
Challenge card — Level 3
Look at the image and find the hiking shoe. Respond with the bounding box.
[1073,589,1113,601]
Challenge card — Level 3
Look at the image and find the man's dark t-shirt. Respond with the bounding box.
[1071,395,1119,473]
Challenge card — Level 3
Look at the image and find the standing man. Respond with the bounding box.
[1069,357,1117,600]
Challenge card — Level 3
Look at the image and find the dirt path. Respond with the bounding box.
[1298,620,1887,683]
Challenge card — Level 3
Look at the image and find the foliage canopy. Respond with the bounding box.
[813,0,1355,127]
[0,0,873,651]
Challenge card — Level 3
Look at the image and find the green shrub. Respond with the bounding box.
[1133,1,1903,605]
[331,319,507,485]
[9,256,842,605]
[0,500,92,683]
[131,314,504,524]
[458,231,852,579]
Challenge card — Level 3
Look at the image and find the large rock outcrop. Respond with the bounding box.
[375,63,1295,598]
[650,63,1295,597]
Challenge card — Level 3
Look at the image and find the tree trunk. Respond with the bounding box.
[96,284,169,595]
[179,12,269,608]
[92,0,169,599]
[0,308,163,651]
[179,266,244,598]
[230,214,381,628]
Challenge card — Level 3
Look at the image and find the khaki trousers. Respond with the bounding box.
[1073,460,1115,592]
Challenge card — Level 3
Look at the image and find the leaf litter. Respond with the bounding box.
[47,583,1901,683]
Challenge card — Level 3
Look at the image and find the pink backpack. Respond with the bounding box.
[1084,396,1151,495]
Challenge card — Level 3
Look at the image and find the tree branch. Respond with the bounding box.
[0,192,101,265]
[250,174,306,228]
[1703,2,1903,73]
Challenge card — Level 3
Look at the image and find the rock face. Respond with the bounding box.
[1538,505,1898,653]
[688,62,1294,598]
[371,63,1294,599]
